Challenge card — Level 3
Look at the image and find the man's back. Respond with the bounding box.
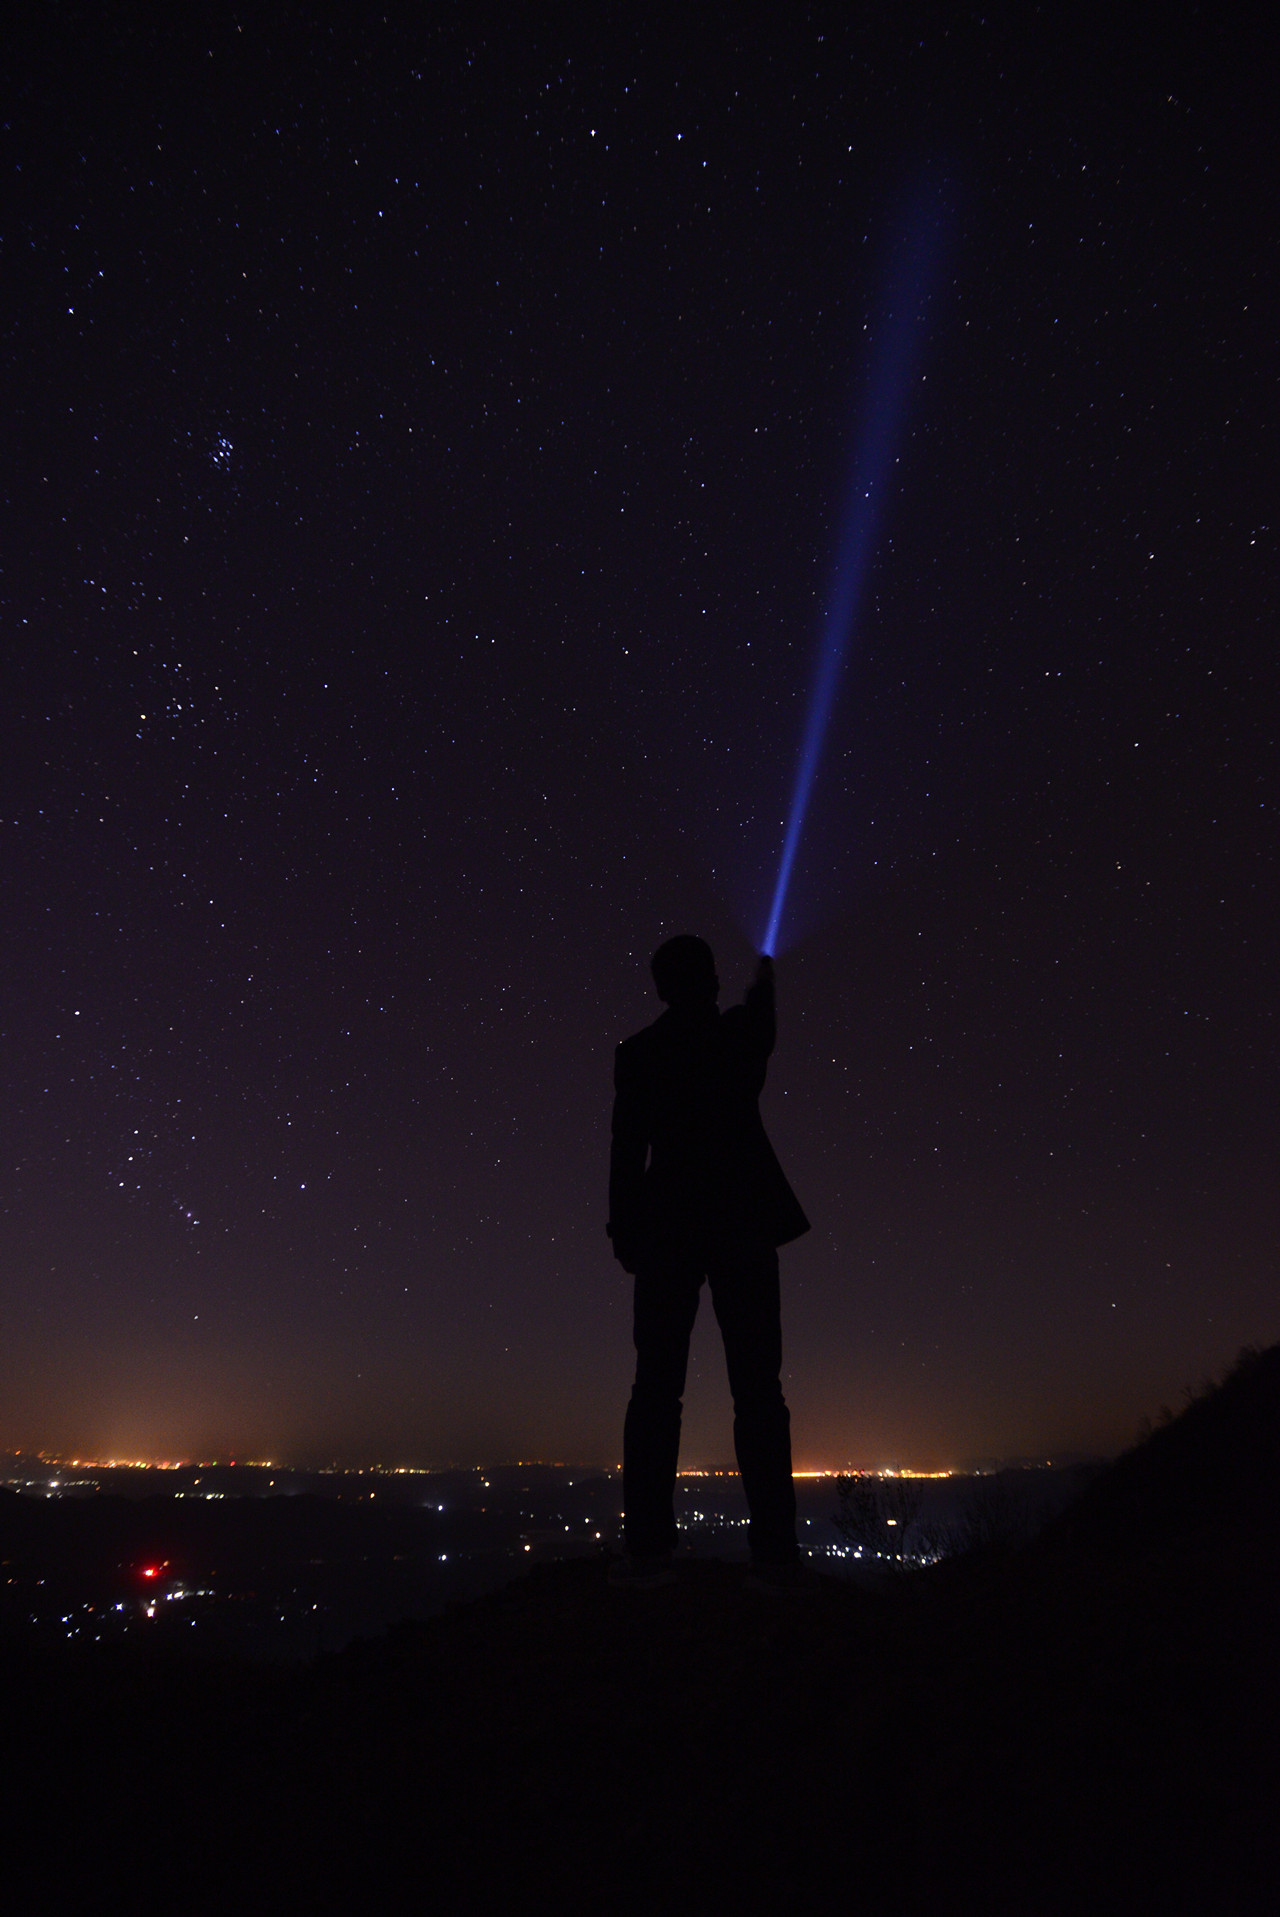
[610,962,809,1261]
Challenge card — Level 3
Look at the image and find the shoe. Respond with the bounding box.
[744,1556,817,1596]
[607,1553,678,1590]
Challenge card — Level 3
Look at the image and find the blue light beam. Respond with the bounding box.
[761,190,948,956]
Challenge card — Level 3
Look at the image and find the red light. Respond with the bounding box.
[142,1566,159,1578]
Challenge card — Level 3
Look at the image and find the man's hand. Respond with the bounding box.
[747,952,776,1008]
[606,1224,640,1275]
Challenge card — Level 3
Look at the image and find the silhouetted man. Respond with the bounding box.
[608,936,810,1583]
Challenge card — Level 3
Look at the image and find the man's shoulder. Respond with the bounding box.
[616,1008,731,1089]
[615,1013,668,1066]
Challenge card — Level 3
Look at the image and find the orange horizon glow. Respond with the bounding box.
[2,1453,1049,1480]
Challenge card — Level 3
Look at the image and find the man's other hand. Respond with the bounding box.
[606,1224,640,1274]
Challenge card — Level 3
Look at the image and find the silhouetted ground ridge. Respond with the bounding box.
[5,1347,1277,1914]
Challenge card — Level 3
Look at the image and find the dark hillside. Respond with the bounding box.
[4,1353,1278,1915]
[1042,1342,1280,1556]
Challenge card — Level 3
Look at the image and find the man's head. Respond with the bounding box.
[651,935,719,1009]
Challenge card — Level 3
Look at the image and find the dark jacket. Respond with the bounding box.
[608,969,810,1262]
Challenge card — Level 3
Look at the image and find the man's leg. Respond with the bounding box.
[623,1254,702,1559]
[708,1246,798,1565]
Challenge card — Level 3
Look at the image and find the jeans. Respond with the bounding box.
[623,1241,798,1565]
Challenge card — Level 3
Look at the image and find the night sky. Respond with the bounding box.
[3,8,1276,1471]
